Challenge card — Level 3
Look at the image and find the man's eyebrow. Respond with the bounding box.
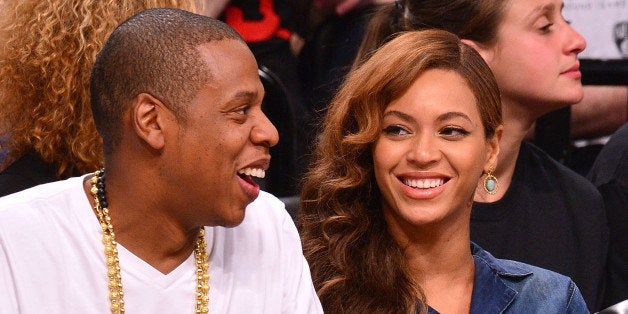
[231,90,258,100]
[220,90,261,112]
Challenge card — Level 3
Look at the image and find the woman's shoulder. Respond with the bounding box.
[500,261,589,313]
[471,243,589,313]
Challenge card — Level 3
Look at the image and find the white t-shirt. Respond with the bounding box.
[0,176,322,313]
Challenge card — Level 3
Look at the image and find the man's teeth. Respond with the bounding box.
[238,168,266,179]
[403,178,444,189]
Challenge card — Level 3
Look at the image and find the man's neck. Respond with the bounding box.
[83,172,200,274]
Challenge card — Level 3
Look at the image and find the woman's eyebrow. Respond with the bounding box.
[436,111,473,124]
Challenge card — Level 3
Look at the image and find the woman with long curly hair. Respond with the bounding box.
[351,0,609,311]
[299,29,588,313]
[0,0,196,196]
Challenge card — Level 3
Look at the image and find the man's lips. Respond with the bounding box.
[237,167,266,189]
[236,168,263,201]
[237,156,270,180]
[237,167,266,179]
[236,157,270,200]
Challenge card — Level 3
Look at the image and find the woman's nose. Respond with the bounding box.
[565,24,586,55]
[407,134,441,166]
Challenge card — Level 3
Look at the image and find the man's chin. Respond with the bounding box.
[219,207,247,228]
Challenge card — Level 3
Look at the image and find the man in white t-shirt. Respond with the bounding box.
[0,8,322,313]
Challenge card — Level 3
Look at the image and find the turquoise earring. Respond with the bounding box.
[483,168,498,195]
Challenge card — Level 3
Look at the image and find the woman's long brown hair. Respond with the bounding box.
[299,29,502,313]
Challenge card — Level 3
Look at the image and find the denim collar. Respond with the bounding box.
[469,242,533,313]
[425,242,533,314]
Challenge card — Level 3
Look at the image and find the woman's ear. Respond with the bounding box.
[132,93,169,150]
[461,39,495,64]
[485,125,503,173]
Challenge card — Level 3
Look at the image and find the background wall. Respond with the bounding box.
[564,0,628,60]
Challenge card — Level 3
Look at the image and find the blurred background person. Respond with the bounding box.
[588,122,628,311]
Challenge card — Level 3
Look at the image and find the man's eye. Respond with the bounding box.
[235,105,250,115]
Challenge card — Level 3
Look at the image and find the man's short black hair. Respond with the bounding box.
[90,8,243,154]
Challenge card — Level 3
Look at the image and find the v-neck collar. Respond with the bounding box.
[116,243,196,289]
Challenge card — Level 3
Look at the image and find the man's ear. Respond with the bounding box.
[461,38,495,64]
[132,93,170,150]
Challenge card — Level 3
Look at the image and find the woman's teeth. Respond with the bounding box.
[403,178,444,189]
[238,168,266,179]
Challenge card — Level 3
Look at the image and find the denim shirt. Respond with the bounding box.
[425,243,589,314]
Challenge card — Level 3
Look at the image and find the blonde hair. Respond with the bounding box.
[0,0,195,177]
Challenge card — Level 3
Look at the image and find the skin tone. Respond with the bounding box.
[83,39,279,274]
[570,85,628,140]
[467,0,586,202]
[372,69,501,313]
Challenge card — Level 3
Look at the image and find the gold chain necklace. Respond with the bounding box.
[90,169,209,313]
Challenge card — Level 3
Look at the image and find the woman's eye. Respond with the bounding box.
[440,126,469,138]
[382,125,410,136]
[540,23,554,33]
